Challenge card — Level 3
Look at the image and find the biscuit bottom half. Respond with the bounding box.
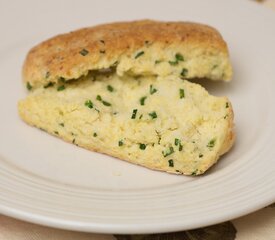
[18,73,234,175]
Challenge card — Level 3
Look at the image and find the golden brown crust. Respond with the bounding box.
[23,20,232,88]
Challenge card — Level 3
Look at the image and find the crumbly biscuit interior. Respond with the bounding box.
[18,72,232,175]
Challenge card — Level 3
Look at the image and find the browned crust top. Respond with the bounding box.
[23,20,229,87]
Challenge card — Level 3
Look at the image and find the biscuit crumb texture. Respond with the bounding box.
[23,20,232,89]
[18,74,234,175]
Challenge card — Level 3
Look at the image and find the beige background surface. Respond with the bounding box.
[0,0,274,239]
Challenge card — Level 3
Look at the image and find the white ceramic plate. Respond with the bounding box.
[0,0,275,234]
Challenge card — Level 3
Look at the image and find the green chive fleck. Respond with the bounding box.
[175,138,180,146]
[135,51,144,59]
[72,138,75,144]
[102,100,111,106]
[96,95,102,101]
[79,48,89,56]
[155,60,162,64]
[93,132,97,137]
[139,143,146,150]
[150,85,157,95]
[226,102,229,108]
[181,68,188,78]
[169,53,184,65]
[85,100,93,109]
[162,146,174,157]
[199,154,203,158]
[148,111,157,119]
[207,138,216,148]
[175,53,184,61]
[191,169,198,176]
[45,71,50,79]
[44,82,54,88]
[26,82,32,90]
[131,109,138,119]
[168,60,178,66]
[107,85,114,92]
[118,140,123,146]
[59,77,66,83]
[54,131,59,135]
[140,96,147,106]
[57,85,65,91]
[139,114,143,119]
[179,144,183,151]
[179,88,185,99]
[168,159,174,167]
[212,64,218,69]
[59,123,64,127]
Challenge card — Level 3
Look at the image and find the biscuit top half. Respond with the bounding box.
[23,20,233,89]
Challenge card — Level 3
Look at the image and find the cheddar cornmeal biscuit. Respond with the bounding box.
[18,20,235,175]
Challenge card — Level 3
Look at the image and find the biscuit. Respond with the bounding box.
[19,20,235,175]
[18,74,234,175]
[23,20,232,89]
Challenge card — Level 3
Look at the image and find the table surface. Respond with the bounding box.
[1,0,275,239]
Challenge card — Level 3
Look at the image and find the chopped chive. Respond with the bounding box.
[93,132,97,137]
[139,143,146,150]
[102,100,111,106]
[72,138,75,144]
[44,82,54,88]
[79,48,89,56]
[162,146,174,157]
[57,85,65,91]
[45,71,50,79]
[150,85,157,95]
[181,68,188,78]
[140,96,147,106]
[58,77,66,83]
[111,61,119,67]
[207,138,216,148]
[118,140,123,146]
[148,111,157,119]
[54,131,59,135]
[224,114,228,119]
[59,123,64,127]
[135,51,144,59]
[155,60,162,64]
[168,53,184,66]
[107,85,114,92]
[179,144,183,151]
[175,53,184,61]
[168,159,174,167]
[139,114,143,119]
[168,60,178,66]
[96,95,102,101]
[199,154,203,158]
[179,88,185,99]
[212,64,218,69]
[226,102,229,108]
[84,100,93,109]
[131,109,138,119]
[175,138,180,146]
[26,82,32,90]
[191,169,198,176]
